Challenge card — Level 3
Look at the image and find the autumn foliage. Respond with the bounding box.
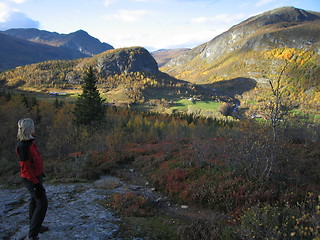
[0,90,319,239]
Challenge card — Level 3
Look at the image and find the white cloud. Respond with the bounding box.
[131,0,162,2]
[105,26,225,51]
[239,2,249,8]
[103,0,157,7]
[106,9,150,22]
[151,29,217,49]
[10,0,28,4]
[191,13,246,24]
[255,0,277,7]
[0,3,39,30]
[0,2,11,22]
[103,0,118,7]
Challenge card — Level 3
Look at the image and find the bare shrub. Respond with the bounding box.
[219,102,234,117]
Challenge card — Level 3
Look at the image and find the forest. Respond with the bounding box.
[0,85,319,239]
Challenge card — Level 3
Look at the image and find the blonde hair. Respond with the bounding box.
[17,118,35,141]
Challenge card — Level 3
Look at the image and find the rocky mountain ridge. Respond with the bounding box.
[3,28,114,56]
[166,7,320,68]
[0,32,86,72]
[159,6,320,114]
[0,29,114,72]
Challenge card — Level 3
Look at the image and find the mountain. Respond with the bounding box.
[161,7,320,112]
[0,32,87,72]
[0,46,210,105]
[152,48,190,67]
[163,7,320,82]
[0,28,114,72]
[3,28,114,56]
[88,46,159,75]
[1,46,159,87]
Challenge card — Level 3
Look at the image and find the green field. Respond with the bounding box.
[171,99,222,111]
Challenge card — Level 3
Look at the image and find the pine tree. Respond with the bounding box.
[73,67,105,125]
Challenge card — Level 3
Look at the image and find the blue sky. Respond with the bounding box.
[0,0,319,51]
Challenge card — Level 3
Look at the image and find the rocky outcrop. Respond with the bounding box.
[92,47,159,76]
[0,173,165,240]
[1,172,199,240]
[0,183,120,240]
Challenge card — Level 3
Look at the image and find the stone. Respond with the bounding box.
[0,183,120,240]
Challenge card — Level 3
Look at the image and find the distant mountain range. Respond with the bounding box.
[0,6,319,114]
[0,29,114,72]
[151,48,190,67]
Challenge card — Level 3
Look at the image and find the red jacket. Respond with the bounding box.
[16,139,44,184]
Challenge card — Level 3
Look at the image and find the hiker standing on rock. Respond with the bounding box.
[16,118,49,240]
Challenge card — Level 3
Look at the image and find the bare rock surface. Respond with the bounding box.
[0,179,124,240]
[0,171,209,240]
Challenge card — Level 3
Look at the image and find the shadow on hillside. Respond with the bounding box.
[203,77,257,97]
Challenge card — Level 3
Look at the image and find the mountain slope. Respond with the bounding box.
[3,28,114,56]
[0,28,114,72]
[165,7,320,69]
[152,48,190,67]
[0,46,211,105]
[0,32,86,72]
[161,7,320,112]
[0,46,158,87]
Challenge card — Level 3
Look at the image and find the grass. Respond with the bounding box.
[36,94,77,103]
[171,99,221,111]
[245,100,257,104]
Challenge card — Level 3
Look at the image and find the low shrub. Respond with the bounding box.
[177,219,236,240]
[238,195,320,240]
[108,192,154,217]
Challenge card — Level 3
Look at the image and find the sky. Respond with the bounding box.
[0,0,319,51]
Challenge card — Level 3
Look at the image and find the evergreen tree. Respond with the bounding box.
[73,67,105,125]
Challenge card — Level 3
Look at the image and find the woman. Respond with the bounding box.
[16,118,48,240]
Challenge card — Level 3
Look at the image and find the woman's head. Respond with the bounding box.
[17,118,35,141]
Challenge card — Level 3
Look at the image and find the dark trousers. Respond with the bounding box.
[23,176,48,238]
